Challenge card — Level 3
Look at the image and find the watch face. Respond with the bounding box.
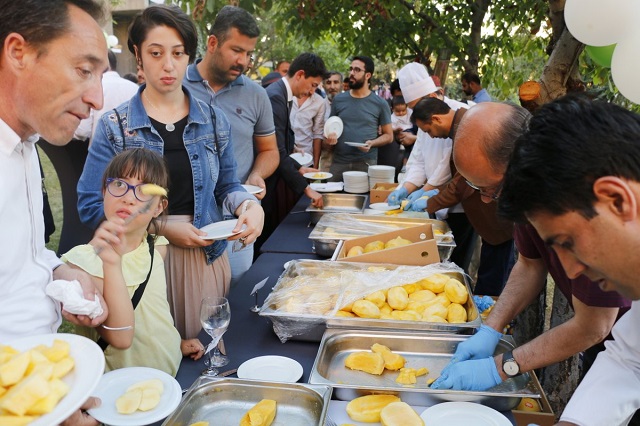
[504,360,519,376]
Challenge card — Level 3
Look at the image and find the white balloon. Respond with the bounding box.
[565,0,638,46]
[106,35,119,48]
[611,31,640,104]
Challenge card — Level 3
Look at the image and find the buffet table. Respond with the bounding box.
[156,206,518,425]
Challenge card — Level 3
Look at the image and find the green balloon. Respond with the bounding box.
[585,44,616,68]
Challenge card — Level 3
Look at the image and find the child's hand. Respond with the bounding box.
[90,218,126,265]
[181,338,205,360]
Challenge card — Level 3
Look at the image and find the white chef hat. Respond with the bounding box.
[397,62,437,104]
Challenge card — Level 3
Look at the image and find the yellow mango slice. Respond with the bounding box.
[0,374,50,416]
[418,273,449,293]
[239,399,277,426]
[25,378,69,415]
[387,287,409,310]
[365,291,387,308]
[138,388,161,412]
[444,279,468,304]
[344,352,385,375]
[380,401,424,426]
[346,394,400,422]
[447,303,468,323]
[0,352,30,387]
[126,379,164,394]
[352,300,381,319]
[0,415,36,425]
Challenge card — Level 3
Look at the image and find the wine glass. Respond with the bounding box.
[199,296,231,376]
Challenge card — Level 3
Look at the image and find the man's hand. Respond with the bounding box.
[430,357,502,391]
[357,141,372,152]
[387,187,409,205]
[325,132,338,146]
[245,173,266,200]
[299,166,320,176]
[404,189,439,211]
[54,264,108,327]
[305,187,324,208]
[60,397,101,426]
[449,324,503,364]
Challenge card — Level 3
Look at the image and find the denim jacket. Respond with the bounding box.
[77,85,256,264]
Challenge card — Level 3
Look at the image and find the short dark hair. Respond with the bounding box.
[209,5,259,43]
[288,52,328,79]
[353,55,374,74]
[498,95,640,223]
[128,4,198,65]
[108,49,117,70]
[326,71,343,82]
[462,71,481,85]
[0,0,105,53]
[410,97,451,125]
[391,96,406,108]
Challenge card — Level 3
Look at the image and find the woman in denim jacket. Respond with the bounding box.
[77,5,264,340]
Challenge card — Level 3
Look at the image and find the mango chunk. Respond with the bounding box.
[380,401,424,426]
[239,399,277,426]
[346,394,401,423]
[344,352,385,375]
[0,374,50,416]
[0,352,30,387]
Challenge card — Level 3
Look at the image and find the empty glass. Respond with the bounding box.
[199,296,230,376]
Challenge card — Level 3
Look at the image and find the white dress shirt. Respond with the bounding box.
[560,301,640,425]
[0,119,62,340]
[74,71,139,142]
[291,92,327,155]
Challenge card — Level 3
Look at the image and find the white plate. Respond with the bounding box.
[237,355,303,383]
[420,402,511,426]
[369,202,401,211]
[324,116,343,138]
[344,141,367,148]
[200,219,246,240]
[290,152,313,166]
[310,182,344,193]
[88,367,181,426]
[6,333,104,426]
[363,208,386,215]
[303,172,333,180]
[241,184,265,195]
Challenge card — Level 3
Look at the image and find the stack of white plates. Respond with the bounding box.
[343,171,369,194]
[368,165,395,189]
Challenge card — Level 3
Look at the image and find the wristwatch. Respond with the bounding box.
[502,350,521,377]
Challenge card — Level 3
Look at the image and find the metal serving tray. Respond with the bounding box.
[309,329,539,412]
[309,214,456,260]
[162,377,332,426]
[305,194,368,224]
[259,260,480,342]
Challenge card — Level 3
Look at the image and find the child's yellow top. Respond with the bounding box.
[62,235,182,376]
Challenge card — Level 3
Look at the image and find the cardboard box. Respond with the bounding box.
[512,370,555,426]
[369,182,399,203]
[336,223,440,266]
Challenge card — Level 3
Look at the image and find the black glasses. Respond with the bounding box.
[465,179,504,201]
[348,66,364,74]
[106,178,154,202]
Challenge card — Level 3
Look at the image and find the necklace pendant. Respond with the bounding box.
[165,123,175,132]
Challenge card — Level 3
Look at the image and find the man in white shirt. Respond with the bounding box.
[291,90,326,168]
[1,0,110,424]
[74,50,139,143]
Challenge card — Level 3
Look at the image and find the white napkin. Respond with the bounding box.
[45,279,104,319]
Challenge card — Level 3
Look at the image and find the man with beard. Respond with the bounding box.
[318,71,343,171]
[461,71,491,103]
[184,5,279,284]
[326,56,393,182]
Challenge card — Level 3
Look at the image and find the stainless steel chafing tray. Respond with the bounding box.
[305,194,368,224]
[259,260,480,343]
[309,329,539,412]
[162,377,332,426]
[309,213,456,260]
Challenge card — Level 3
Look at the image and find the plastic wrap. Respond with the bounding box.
[259,260,476,342]
[309,213,456,260]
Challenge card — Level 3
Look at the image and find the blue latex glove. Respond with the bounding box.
[450,324,502,364]
[387,186,408,205]
[406,188,426,202]
[430,357,502,391]
[403,189,439,211]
